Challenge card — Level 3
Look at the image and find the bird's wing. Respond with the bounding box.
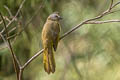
[53,23,61,51]
[53,34,59,51]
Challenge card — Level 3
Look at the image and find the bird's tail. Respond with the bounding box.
[43,47,55,74]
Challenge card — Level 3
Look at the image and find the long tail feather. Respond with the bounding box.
[49,48,55,73]
[43,48,55,74]
[43,48,50,74]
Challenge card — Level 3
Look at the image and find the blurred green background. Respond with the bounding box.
[0,0,120,80]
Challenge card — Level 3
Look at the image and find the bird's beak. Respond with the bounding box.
[58,16,63,20]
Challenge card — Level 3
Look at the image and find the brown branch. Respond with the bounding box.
[108,9,120,14]
[61,0,120,39]
[0,26,18,50]
[0,0,43,80]
[0,39,16,50]
[21,49,44,69]
[1,0,27,80]
[1,0,26,33]
[0,0,120,79]
[4,5,13,18]
[0,0,26,50]
[0,33,8,46]
[19,49,44,80]
[0,21,2,24]
[111,1,120,9]
[3,16,11,22]
[0,0,44,50]
[0,16,10,24]
[7,1,45,40]
[109,0,113,10]
[0,12,21,80]
[86,20,120,24]
[19,0,120,70]
[19,69,23,80]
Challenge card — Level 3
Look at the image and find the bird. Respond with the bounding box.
[41,12,62,74]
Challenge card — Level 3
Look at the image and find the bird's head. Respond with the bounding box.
[47,12,62,21]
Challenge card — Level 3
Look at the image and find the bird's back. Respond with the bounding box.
[42,20,60,42]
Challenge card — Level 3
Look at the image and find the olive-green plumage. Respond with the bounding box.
[42,12,62,74]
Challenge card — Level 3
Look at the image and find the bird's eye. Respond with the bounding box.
[55,15,58,17]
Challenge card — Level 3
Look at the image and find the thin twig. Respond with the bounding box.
[86,20,120,24]
[0,33,8,46]
[0,12,21,80]
[0,21,3,24]
[3,16,11,22]
[21,49,44,69]
[0,0,120,79]
[109,0,113,10]
[1,0,26,33]
[19,69,23,80]
[111,1,120,9]
[1,0,27,79]
[19,0,119,69]
[108,9,120,14]
[7,1,45,40]
[4,5,13,18]
[61,1,120,39]
[0,16,10,24]
[0,0,44,50]
[21,0,120,69]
